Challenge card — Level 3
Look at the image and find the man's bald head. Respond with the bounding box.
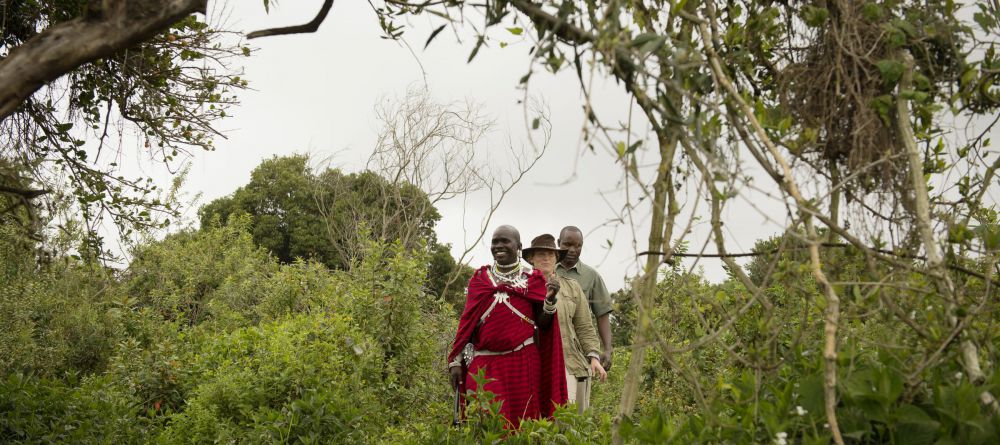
[491,225,522,266]
[494,225,521,243]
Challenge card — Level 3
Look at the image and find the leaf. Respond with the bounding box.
[801,5,830,27]
[900,90,929,102]
[959,67,978,88]
[630,33,660,48]
[55,123,74,133]
[467,36,485,63]
[973,12,996,32]
[638,35,667,57]
[424,24,447,50]
[616,141,626,157]
[531,117,540,130]
[506,27,523,36]
[861,4,883,21]
[875,59,905,86]
[894,404,939,445]
[626,141,642,155]
[844,369,876,399]
[895,404,938,427]
[892,19,917,37]
[870,95,894,124]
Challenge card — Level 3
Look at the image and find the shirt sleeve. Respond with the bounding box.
[588,269,614,317]
[570,280,602,357]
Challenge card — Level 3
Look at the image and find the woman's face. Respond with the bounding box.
[528,250,558,275]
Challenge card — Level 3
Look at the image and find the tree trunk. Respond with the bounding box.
[613,131,677,444]
[0,0,207,120]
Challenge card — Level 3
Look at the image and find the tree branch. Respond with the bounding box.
[0,185,51,200]
[0,0,207,120]
[247,0,335,39]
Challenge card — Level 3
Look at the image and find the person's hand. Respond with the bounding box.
[545,273,560,300]
[600,349,613,371]
[449,366,463,390]
[590,357,608,382]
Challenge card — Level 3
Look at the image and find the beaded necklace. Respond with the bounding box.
[490,261,528,288]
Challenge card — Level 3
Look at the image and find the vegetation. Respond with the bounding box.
[2,0,1000,443]
[198,155,470,305]
[1,0,250,257]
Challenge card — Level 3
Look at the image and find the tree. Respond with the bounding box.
[198,154,471,303]
[199,156,330,266]
[1,0,250,254]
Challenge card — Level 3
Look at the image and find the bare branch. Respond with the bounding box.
[247,0,335,39]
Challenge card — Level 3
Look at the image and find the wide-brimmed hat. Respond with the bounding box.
[522,234,568,262]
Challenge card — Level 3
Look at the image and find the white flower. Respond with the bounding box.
[955,372,963,380]
[794,406,808,416]
[774,431,788,445]
[909,310,917,319]
[823,423,830,429]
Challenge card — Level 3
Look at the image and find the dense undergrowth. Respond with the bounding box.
[1,219,997,444]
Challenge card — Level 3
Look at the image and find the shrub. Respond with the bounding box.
[157,312,383,444]
[0,373,148,443]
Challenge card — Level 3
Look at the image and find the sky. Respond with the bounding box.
[164,1,790,292]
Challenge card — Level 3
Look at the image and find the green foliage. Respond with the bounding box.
[0,219,469,443]
[198,156,330,267]
[1,2,252,244]
[125,215,278,327]
[3,217,999,443]
[383,371,612,444]
[157,313,384,444]
[616,347,1000,444]
[605,231,1000,443]
[0,374,149,444]
[198,155,471,303]
[0,255,123,377]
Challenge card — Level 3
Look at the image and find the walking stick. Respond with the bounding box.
[451,386,462,426]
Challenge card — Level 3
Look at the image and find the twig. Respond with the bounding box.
[247,0,335,39]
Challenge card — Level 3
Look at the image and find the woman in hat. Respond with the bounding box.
[522,233,607,411]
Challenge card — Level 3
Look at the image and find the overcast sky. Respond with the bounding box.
[166,1,790,292]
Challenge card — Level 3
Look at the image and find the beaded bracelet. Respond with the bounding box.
[542,301,557,314]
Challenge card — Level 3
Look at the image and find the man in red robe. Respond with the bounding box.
[448,225,568,428]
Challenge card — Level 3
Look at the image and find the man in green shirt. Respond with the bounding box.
[556,226,614,370]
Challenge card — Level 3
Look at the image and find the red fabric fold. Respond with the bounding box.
[449,265,568,422]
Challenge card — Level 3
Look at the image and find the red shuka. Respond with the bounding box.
[449,266,568,427]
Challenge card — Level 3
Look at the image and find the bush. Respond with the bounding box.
[157,312,384,444]
[0,258,123,377]
[0,373,148,443]
[124,215,278,328]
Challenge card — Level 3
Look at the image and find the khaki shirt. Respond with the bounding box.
[555,276,602,377]
[556,261,613,317]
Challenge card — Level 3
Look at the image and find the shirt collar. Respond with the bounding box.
[558,261,579,272]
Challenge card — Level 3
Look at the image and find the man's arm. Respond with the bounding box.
[570,280,602,357]
[588,270,614,370]
[596,314,613,370]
